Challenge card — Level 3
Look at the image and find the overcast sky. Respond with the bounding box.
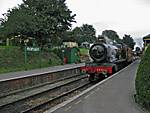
[0,0,149,46]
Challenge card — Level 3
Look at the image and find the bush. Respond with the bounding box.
[51,48,63,60]
[135,45,150,109]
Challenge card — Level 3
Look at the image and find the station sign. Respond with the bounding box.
[26,47,40,52]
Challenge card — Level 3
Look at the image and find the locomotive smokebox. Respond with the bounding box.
[89,43,107,62]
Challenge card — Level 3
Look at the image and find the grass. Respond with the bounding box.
[0,46,62,74]
[79,48,89,55]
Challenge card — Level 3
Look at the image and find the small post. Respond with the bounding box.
[39,47,42,68]
[62,49,65,65]
[24,39,28,70]
[24,43,27,70]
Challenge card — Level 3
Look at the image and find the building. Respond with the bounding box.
[62,41,78,48]
[143,34,150,50]
[143,34,150,45]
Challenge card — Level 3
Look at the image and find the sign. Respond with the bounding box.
[26,47,40,52]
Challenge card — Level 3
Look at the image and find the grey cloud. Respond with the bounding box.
[136,0,150,4]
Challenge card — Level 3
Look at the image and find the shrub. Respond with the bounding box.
[51,48,63,59]
[135,45,150,109]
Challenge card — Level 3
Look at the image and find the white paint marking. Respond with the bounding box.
[75,100,82,105]
[64,106,72,111]
[44,61,137,113]
[84,95,90,99]
[90,91,95,95]
[84,91,95,99]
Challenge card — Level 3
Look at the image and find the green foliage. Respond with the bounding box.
[60,30,75,42]
[79,48,89,56]
[79,47,90,62]
[122,34,135,49]
[1,7,35,39]
[51,48,63,60]
[0,46,61,73]
[102,30,122,43]
[135,45,150,109]
[0,0,76,46]
[71,24,96,45]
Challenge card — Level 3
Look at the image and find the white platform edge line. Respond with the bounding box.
[44,61,137,113]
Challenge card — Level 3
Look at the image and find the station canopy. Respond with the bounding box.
[143,34,150,44]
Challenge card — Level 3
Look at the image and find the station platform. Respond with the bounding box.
[47,60,146,113]
[0,63,85,81]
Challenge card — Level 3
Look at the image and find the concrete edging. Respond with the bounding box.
[0,64,84,97]
[0,63,85,82]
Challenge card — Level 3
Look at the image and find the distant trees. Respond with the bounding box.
[0,0,76,47]
[102,30,122,43]
[61,30,75,42]
[102,30,136,49]
[62,24,96,45]
[71,24,96,45]
[122,34,135,49]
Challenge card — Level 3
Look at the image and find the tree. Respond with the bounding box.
[102,30,122,43]
[61,30,75,42]
[0,0,76,47]
[0,6,36,46]
[122,34,135,49]
[72,24,96,45]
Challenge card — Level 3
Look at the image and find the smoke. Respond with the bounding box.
[134,38,143,48]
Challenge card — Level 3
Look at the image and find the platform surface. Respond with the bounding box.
[50,60,146,113]
[0,63,85,81]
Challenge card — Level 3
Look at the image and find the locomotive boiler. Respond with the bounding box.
[81,36,133,81]
[89,43,118,63]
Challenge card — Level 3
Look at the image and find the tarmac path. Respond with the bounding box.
[50,60,146,113]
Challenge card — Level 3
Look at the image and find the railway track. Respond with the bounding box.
[22,82,91,113]
[0,74,90,113]
[0,62,132,113]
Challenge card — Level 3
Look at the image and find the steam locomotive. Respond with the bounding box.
[81,36,133,81]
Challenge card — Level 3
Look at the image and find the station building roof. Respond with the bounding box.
[143,34,150,44]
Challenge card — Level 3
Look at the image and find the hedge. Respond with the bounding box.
[135,45,150,109]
